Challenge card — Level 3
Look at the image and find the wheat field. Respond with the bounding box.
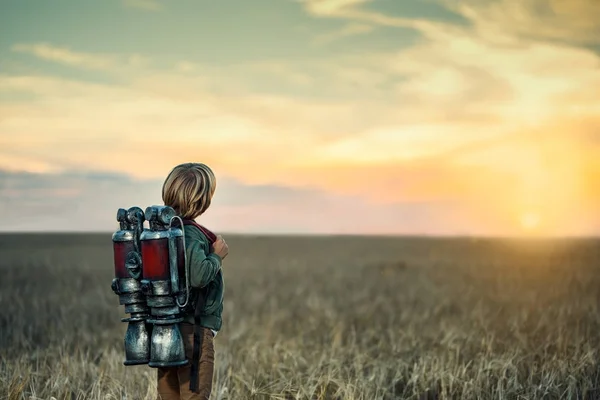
[1,233,599,400]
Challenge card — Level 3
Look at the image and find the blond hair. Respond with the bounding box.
[162,163,217,220]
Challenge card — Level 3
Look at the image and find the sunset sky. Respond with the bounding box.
[1,0,599,236]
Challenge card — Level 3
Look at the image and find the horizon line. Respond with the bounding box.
[0,231,598,240]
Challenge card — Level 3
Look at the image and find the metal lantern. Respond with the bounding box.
[140,205,190,368]
[111,207,151,365]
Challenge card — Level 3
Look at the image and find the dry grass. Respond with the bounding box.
[1,233,600,400]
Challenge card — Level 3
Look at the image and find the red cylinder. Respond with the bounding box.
[141,238,170,281]
[140,236,185,281]
[114,240,135,278]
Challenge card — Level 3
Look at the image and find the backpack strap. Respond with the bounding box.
[189,288,206,393]
[181,219,216,393]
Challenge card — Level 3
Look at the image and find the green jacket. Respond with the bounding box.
[181,223,224,331]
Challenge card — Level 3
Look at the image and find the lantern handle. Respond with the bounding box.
[169,215,190,309]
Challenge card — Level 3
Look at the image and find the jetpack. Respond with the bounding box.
[110,205,190,367]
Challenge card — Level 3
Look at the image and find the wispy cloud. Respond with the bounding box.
[312,23,374,45]
[299,0,451,35]
[301,0,600,46]
[442,0,600,45]
[11,43,149,71]
[11,43,117,70]
[300,0,371,16]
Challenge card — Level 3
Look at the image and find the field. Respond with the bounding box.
[1,233,600,400]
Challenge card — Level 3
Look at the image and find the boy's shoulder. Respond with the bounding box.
[182,222,206,241]
[182,224,211,253]
[181,220,216,244]
[182,222,202,237]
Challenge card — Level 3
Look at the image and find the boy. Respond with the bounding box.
[157,162,229,400]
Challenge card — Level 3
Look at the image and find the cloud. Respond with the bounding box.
[441,0,600,45]
[2,34,599,237]
[299,0,453,36]
[300,0,600,47]
[312,23,374,45]
[0,73,340,182]
[0,169,494,235]
[11,43,117,70]
[122,0,162,11]
[3,0,600,236]
[300,0,372,16]
[10,43,149,71]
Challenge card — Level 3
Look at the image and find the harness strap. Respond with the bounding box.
[181,219,216,393]
[189,290,206,393]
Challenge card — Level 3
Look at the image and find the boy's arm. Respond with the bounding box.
[185,229,222,288]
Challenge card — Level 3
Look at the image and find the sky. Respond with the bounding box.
[0,0,599,236]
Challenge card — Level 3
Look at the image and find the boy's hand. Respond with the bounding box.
[213,235,229,260]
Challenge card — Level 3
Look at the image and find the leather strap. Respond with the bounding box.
[189,291,206,393]
[181,219,215,393]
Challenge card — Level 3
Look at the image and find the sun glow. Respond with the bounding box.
[520,211,541,232]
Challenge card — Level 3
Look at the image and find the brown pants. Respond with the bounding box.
[156,324,215,400]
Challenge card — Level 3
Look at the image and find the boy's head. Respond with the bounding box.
[162,163,216,220]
